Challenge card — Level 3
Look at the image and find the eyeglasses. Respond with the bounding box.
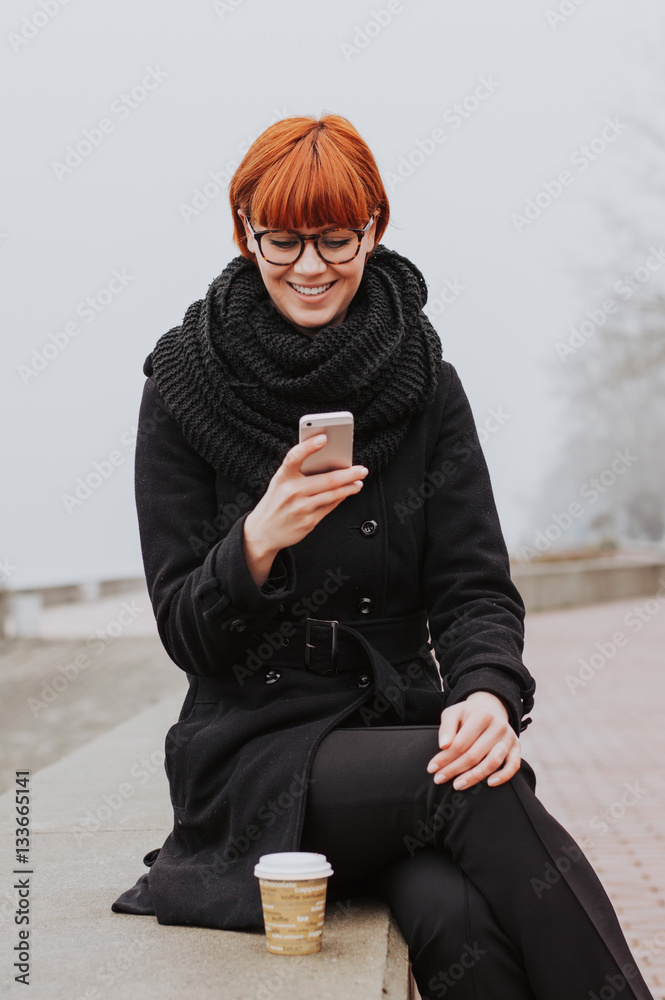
[244,216,375,265]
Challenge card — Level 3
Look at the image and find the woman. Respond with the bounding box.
[111,114,654,1000]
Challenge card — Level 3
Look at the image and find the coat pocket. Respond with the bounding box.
[164,703,217,812]
[392,648,442,694]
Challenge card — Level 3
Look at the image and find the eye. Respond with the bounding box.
[320,234,353,250]
[266,235,299,250]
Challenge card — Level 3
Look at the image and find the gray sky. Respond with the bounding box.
[3,0,665,589]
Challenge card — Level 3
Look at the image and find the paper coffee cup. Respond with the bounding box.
[254,852,333,955]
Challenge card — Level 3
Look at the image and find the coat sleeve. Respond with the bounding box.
[422,362,535,735]
[134,375,297,678]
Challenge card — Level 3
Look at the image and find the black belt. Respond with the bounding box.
[255,611,433,725]
[197,610,434,722]
[297,610,431,677]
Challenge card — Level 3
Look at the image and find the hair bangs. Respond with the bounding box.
[250,144,370,232]
[230,114,389,260]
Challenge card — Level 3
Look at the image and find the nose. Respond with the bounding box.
[292,239,328,277]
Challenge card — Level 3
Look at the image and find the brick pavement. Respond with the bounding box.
[522,594,665,999]
[1,585,663,995]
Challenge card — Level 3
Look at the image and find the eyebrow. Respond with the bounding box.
[260,223,354,234]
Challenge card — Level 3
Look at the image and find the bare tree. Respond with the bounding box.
[514,30,665,562]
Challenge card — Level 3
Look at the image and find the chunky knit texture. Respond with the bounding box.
[144,244,443,498]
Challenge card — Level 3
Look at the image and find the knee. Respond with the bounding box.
[426,757,537,819]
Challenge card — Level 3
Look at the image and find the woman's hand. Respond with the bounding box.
[243,434,368,586]
[426,691,521,791]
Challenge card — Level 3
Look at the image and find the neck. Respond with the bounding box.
[268,299,321,339]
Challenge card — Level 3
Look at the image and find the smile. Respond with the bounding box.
[288,281,335,297]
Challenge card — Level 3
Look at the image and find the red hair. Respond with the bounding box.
[229,114,389,261]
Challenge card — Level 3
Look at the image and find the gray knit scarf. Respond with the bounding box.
[143,244,443,498]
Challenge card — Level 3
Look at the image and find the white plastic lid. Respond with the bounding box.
[254,852,333,880]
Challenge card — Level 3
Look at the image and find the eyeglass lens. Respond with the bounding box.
[260,230,361,264]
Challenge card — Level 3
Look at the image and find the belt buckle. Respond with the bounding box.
[304,618,339,676]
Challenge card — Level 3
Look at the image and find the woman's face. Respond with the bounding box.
[239,212,376,338]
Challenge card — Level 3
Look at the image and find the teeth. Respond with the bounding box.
[290,282,332,296]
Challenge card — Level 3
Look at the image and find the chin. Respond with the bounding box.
[283,304,341,330]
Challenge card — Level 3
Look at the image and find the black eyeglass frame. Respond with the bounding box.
[244,215,375,265]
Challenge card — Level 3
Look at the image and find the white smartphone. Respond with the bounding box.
[299,411,354,475]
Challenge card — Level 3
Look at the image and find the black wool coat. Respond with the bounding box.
[111,354,536,931]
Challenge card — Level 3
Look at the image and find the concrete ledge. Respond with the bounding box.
[0,693,413,999]
[512,556,665,611]
[0,578,146,639]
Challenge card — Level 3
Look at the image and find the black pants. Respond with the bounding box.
[299,726,654,1000]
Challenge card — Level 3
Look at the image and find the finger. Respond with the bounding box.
[428,713,490,773]
[301,465,369,493]
[429,728,504,783]
[303,480,366,511]
[486,743,522,787]
[284,432,362,473]
[282,434,328,471]
[453,739,520,791]
[284,439,368,485]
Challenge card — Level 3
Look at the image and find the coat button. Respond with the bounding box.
[228,618,247,632]
[281,637,290,646]
[357,674,371,689]
[360,519,378,536]
[358,597,373,614]
[265,670,281,685]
